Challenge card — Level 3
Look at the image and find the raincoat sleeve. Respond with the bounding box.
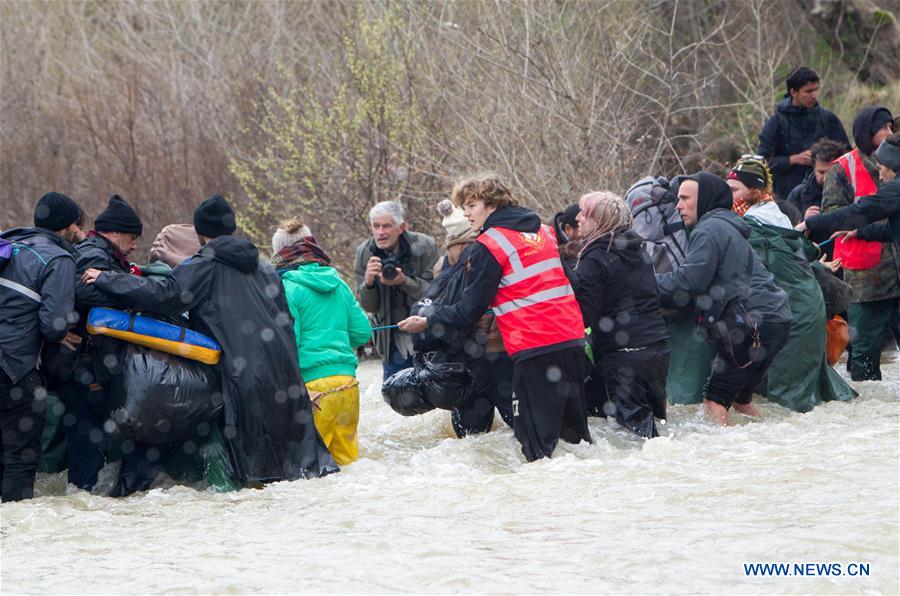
[343,282,373,348]
[855,222,892,242]
[94,258,213,316]
[807,188,900,237]
[427,243,503,329]
[74,247,126,309]
[757,114,790,174]
[39,255,76,343]
[655,226,719,308]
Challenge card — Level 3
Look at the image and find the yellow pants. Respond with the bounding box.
[307,375,359,466]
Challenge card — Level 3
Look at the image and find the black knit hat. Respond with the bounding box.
[34,192,82,231]
[95,194,143,236]
[193,194,236,238]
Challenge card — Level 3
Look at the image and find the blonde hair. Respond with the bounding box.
[451,172,518,209]
[577,191,632,259]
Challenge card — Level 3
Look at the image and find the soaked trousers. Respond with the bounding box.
[58,380,110,491]
[0,370,46,502]
[704,321,791,409]
[589,343,669,438]
[512,347,591,462]
[451,351,514,438]
[848,298,899,381]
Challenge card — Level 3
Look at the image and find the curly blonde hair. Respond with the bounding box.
[450,173,518,209]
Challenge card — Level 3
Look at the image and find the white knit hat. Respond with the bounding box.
[437,199,476,247]
[271,217,312,254]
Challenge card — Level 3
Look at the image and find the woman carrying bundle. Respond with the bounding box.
[573,192,670,438]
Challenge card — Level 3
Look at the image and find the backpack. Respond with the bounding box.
[0,239,12,274]
[624,176,688,273]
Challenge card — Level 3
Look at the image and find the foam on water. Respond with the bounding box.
[2,355,898,594]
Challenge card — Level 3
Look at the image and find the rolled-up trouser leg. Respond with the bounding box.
[704,321,792,409]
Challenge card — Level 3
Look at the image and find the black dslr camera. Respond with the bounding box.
[370,245,402,281]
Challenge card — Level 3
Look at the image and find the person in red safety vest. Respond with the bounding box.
[398,173,591,461]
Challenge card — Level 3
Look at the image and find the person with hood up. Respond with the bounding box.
[727,158,857,412]
[0,192,82,501]
[820,106,899,381]
[58,193,143,493]
[757,66,850,199]
[551,203,582,270]
[272,217,371,465]
[656,173,792,425]
[398,173,591,461]
[82,194,338,487]
[803,131,900,252]
[573,191,670,438]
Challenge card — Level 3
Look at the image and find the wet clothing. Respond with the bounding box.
[589,342,669,438]
[512,346,590,461]
[355,231,438,368]
[846,299,899,381]
[656,175,791,408]
[806,179,900,251]
[757,97,850,199]
[307,375,360,466]
[451,351,514,437]
[280,262,372,382]
[574,228,669,437]
[427,206,590,460]
[57,381,109,490]
[0,370,46,502]
[703,321,792,409]
[744,217,856,411]
[93,235,338,484]
[786,169,823,217]
[0,228,76,384]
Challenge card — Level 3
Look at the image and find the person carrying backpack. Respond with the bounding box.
[0,192,82,501]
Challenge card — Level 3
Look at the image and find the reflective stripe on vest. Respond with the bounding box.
[836,149,878,199]
[478,225,583,354]
[0,277,41,302]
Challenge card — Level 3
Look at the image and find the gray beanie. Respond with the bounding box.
[271,217,312,254]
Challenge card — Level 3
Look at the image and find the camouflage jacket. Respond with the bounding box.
[822,154,900,303]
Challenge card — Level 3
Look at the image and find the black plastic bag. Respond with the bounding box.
[410,256,472,354]
[383,366,435,416]
[417,352,485,410]
[109,344,223,443]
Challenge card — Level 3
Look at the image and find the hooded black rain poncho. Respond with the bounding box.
[93,235,338,484]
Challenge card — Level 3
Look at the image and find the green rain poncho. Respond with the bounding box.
[744,216,857,411]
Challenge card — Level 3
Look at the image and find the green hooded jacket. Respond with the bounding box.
[745,217,857,411]
[281,262,372,382]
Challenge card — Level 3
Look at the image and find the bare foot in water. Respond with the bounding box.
[703,398,729,426]
[733,401,760,417]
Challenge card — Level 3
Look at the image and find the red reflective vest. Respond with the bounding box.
[477,224,584,356]
[832,149,881,270]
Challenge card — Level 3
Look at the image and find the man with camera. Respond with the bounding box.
[355,200,439,380]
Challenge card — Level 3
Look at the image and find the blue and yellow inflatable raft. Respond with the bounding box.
[86,307,221,365]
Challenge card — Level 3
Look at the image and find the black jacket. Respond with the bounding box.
[786,169,823,217]
[806,179,900,250]
[94,235,338,483]
[74,233,132,311]
[0,228,76,384]
[758,97,850,199]
[427,206,582,361]
[574,228,669,354]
